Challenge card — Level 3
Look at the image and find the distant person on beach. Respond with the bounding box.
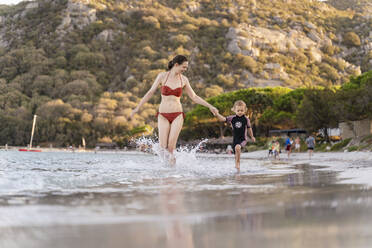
[94,146,100,154]
[274,140,280,160]
[306,135,316,159]
[294,136,301,152]
[267,139,273,157]
[130,55,219,165]
[215,100,256,172]
[226,145,233,155]
[285,136,292,159]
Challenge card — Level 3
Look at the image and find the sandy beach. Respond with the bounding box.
[0,150,372,248]
[244,150,372,186]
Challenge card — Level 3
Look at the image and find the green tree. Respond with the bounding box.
[296,88,338,141]
[71,52,105,70]
[0,109,31,146]
[335,70,372,121]
[32,75,54,97]
[260,88,305,132]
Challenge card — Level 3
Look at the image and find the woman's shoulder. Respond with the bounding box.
[180,74,189,84]
[158,71,167,78]
[156,71,167,83]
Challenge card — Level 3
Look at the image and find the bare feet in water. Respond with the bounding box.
[235,162,240,172]
[169,155,176,166]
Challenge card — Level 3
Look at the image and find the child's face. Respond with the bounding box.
[234,106,246,116]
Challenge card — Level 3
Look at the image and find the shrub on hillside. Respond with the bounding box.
[171,34,190,45]
[235,54,258,73]
[142,16,160,29]
[205,85,223,98]
[320,63,340,82]
[322,44,336,56]
[343,32,361,47]
[216,74,235,88]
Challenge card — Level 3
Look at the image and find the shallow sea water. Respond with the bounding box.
[0,150,372,248]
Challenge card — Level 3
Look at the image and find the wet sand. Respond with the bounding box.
[0,150,372,248]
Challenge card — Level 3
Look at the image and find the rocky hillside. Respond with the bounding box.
[0,0,371,146]
[326,0,372,16]
[1,0,371,90]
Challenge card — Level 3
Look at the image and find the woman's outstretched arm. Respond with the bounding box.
[183,76,219,116]
[215,113,226,122]
[130,72,164,119]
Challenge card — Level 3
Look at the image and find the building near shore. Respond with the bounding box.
[339,119,372,139]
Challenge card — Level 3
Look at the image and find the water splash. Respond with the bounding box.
[177,139,208,156]
[175,139,208,167]
[133,135,168,164]
[133,136,209,166]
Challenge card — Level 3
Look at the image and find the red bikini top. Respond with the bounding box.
[161,72,183,97]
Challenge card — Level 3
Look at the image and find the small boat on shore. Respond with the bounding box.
[18,148,42,152]
[19,115,42,152]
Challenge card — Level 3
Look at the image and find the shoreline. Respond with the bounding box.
[0,147,138,154]
[1,147,371,155]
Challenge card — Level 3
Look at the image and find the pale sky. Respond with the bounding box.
[0,0,25,5]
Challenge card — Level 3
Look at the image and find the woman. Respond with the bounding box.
[130,55,219,165]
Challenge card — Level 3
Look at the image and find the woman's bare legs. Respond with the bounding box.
[158,115,171,161]
[167,115,184,166]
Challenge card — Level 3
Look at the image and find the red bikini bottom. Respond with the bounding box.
[157,112,185,124]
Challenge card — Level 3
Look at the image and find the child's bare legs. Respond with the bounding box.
[235,144,241,172]
[275,151,280,160]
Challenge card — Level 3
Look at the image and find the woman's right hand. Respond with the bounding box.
[209,106,219,116]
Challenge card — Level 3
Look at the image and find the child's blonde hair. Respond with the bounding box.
[231,100,247,111]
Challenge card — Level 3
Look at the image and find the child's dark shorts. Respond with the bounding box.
[233,140,247,153]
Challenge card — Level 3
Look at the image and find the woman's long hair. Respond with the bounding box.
[168,55,188,70]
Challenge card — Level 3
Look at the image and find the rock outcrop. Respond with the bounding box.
[56,0,97,36]
[226,25,323,57]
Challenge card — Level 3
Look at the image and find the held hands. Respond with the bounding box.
[209,106,219,116]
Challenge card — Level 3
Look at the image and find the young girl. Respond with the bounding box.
[216,100,255,172]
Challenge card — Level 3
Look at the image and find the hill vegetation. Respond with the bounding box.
[0,0,371,147]
[184,70,372,141]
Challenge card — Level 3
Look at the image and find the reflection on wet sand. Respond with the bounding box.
[1,151,372,248]
[236,196,264,233]
[160,178,194,248]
